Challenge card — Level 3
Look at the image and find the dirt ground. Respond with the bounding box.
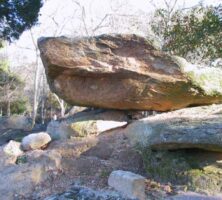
[20,128,145,199]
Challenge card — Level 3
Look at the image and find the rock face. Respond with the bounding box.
[22,132,51,151]
[0,149,62,200]
[38,34,222,111]
[108,170,146,200]
[47,110,128,139]
[70,120,127,137]
[3,140,23,156]
[125,104,222,152]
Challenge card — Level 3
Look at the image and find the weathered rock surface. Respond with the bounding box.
[47,110,128,139]
[0,141,23,167]
[22,132,51,151]
[3,140,23,156]
[0,149,62,200]
[108,170,146,200]
[0,129,28,146]
[0,146,17,167]
[44,185,135,200]
[38,34,222,111]
[125,104,222,151]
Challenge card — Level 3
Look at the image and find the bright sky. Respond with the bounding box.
[3,0,222,67]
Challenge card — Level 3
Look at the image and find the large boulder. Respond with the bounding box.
[38,34,222,111]
[125,104,222,152]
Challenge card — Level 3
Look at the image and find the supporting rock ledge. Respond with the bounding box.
[125,104,222,152]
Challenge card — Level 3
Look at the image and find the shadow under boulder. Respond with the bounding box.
[141,148,222,195]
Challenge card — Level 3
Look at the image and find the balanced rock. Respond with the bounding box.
[38,34,222,111]
[125,104,222,152]
[21,132,51,151]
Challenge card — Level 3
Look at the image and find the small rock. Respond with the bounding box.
[3,140,23,156]
[21,132,51,151]
[108,170,146,200]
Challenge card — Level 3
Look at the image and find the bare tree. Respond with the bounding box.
[0,69,24,116]
[29,29,42,127]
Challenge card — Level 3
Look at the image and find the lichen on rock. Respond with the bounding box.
[174,56,222,96]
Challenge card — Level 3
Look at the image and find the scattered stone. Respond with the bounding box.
[38,34,222,111]
[44,185,135,200]
[108,170,146,200]
[21,132,51,151]
[125,104,222,152]
[3,140,23,156]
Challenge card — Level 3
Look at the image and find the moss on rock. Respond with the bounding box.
[140,148,222,194]
[174,56,222,96]
[70,120,97,137]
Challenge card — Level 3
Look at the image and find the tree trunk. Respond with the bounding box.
[53,93,66,118]
[60,99,65,118]
[30,29,41,128]
[41,97,45,124]
[32,54,40,127]
[6,100,11,117]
